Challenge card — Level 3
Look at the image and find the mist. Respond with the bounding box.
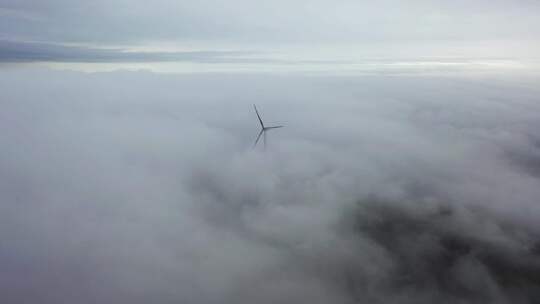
[0,66,539,303]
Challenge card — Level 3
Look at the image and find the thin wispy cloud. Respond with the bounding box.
[0,40,252,63]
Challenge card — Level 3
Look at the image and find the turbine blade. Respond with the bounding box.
[265,125,284,130]
[253,104,265,129]
[253,129,264,148]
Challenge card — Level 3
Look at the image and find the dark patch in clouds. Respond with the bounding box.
[340,199,540,303]
[505,134,540,178]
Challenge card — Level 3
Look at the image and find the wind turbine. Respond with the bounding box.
[253,104,283,149]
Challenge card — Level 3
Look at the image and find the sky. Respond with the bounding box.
[1,1,540,304]
[1,0,540,72]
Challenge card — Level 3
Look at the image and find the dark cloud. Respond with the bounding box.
[1,68,540,303]
[504,134,540,178]
[339,198,540,303]
[0,40,250,63]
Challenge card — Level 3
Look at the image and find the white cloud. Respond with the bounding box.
[1,67,540,302]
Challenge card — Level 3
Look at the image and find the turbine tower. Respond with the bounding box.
[253,104,283,149]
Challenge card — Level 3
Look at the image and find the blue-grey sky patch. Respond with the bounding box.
[0,40,252,63]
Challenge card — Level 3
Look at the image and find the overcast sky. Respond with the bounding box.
[2,0,540,43]
[1,0,540,70]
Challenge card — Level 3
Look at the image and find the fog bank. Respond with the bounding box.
[1,68,540,303]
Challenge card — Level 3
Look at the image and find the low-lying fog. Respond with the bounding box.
[1,67,540,303]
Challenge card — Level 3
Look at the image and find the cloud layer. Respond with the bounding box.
[0,40,252,63]
[1,0,540,67]
[1,67,540,303]
[2,0,540,44]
